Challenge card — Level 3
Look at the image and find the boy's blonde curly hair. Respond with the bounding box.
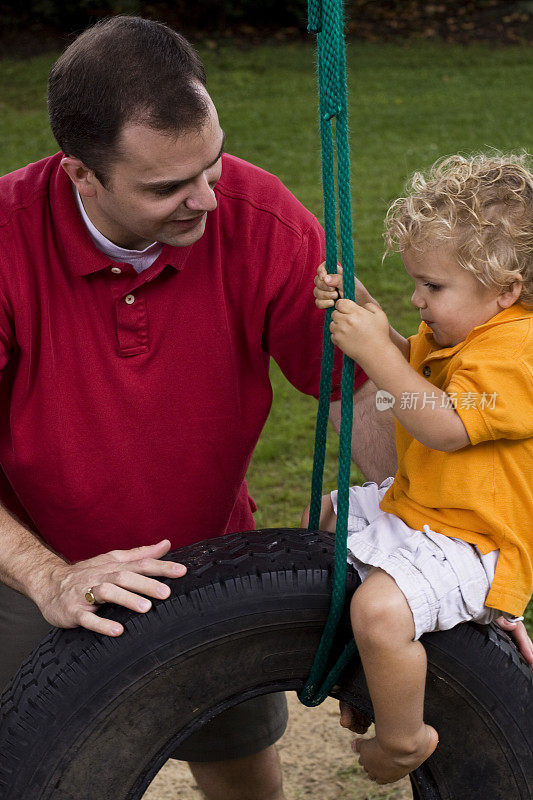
[384,153,533,307]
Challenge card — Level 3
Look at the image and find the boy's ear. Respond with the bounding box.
[497,276,523,309]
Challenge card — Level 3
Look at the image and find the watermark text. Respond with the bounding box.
[375,390,498,411]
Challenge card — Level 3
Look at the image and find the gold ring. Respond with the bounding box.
[85,587,97,605]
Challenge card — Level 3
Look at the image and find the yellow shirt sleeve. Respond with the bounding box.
[447,349,533,445]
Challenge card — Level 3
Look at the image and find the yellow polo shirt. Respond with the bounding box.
[380,305,533,615]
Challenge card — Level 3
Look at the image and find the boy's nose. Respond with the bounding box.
[411,290,426,309]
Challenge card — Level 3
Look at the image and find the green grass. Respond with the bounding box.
[1,40,532,631]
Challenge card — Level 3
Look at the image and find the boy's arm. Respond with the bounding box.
[330,299,469,452]
[315,263,409,358]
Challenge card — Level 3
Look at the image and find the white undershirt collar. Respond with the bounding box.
[75,189,162,274]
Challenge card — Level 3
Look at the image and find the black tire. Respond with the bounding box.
[0,528,531,800]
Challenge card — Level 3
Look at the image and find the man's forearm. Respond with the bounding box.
[0,504,66,603]
[330,379,398,483]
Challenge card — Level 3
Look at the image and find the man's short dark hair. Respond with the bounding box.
[48,16,208,186]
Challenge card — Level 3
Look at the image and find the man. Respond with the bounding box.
[0,15,530,800]
[0,15,394,800]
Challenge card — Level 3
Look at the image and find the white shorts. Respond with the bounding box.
[331,478,512,640]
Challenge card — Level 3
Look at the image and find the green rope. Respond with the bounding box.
[298,0,359,707]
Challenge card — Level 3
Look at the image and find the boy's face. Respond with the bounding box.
[403,245,504,348]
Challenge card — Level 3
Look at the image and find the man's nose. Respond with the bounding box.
[184,174,217,213]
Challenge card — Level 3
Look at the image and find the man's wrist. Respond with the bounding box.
[12,545,68,606]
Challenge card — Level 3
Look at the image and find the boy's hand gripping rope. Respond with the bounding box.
[298,0,359,707]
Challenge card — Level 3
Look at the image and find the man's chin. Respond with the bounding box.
[160,216,207,248]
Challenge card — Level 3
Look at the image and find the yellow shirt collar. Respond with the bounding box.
[419,304,533,361]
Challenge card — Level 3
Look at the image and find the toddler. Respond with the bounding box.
[309,154,533,784]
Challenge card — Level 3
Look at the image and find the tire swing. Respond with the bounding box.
[1,7,532,800]
[0,531,532,800]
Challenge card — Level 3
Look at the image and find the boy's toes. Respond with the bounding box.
[351,726,439,785]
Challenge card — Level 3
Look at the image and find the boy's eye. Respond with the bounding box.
[424,282,441,291]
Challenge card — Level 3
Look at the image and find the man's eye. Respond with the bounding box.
[424,282,441,291]
[153,186,180,197]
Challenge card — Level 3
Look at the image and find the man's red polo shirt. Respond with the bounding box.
[0,152,365,562]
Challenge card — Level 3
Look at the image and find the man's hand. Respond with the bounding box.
[339,700,371,734]
[314,262,378,310]
[330,299,392,368]
[496,616,533,667]
[33,539,186,637]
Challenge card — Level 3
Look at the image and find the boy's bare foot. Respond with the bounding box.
[353,724,438,784]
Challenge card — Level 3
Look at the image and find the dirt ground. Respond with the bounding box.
[143,694,412,800]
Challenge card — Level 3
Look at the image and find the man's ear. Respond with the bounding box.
[497,276,523,309]
[60,156,99,197]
